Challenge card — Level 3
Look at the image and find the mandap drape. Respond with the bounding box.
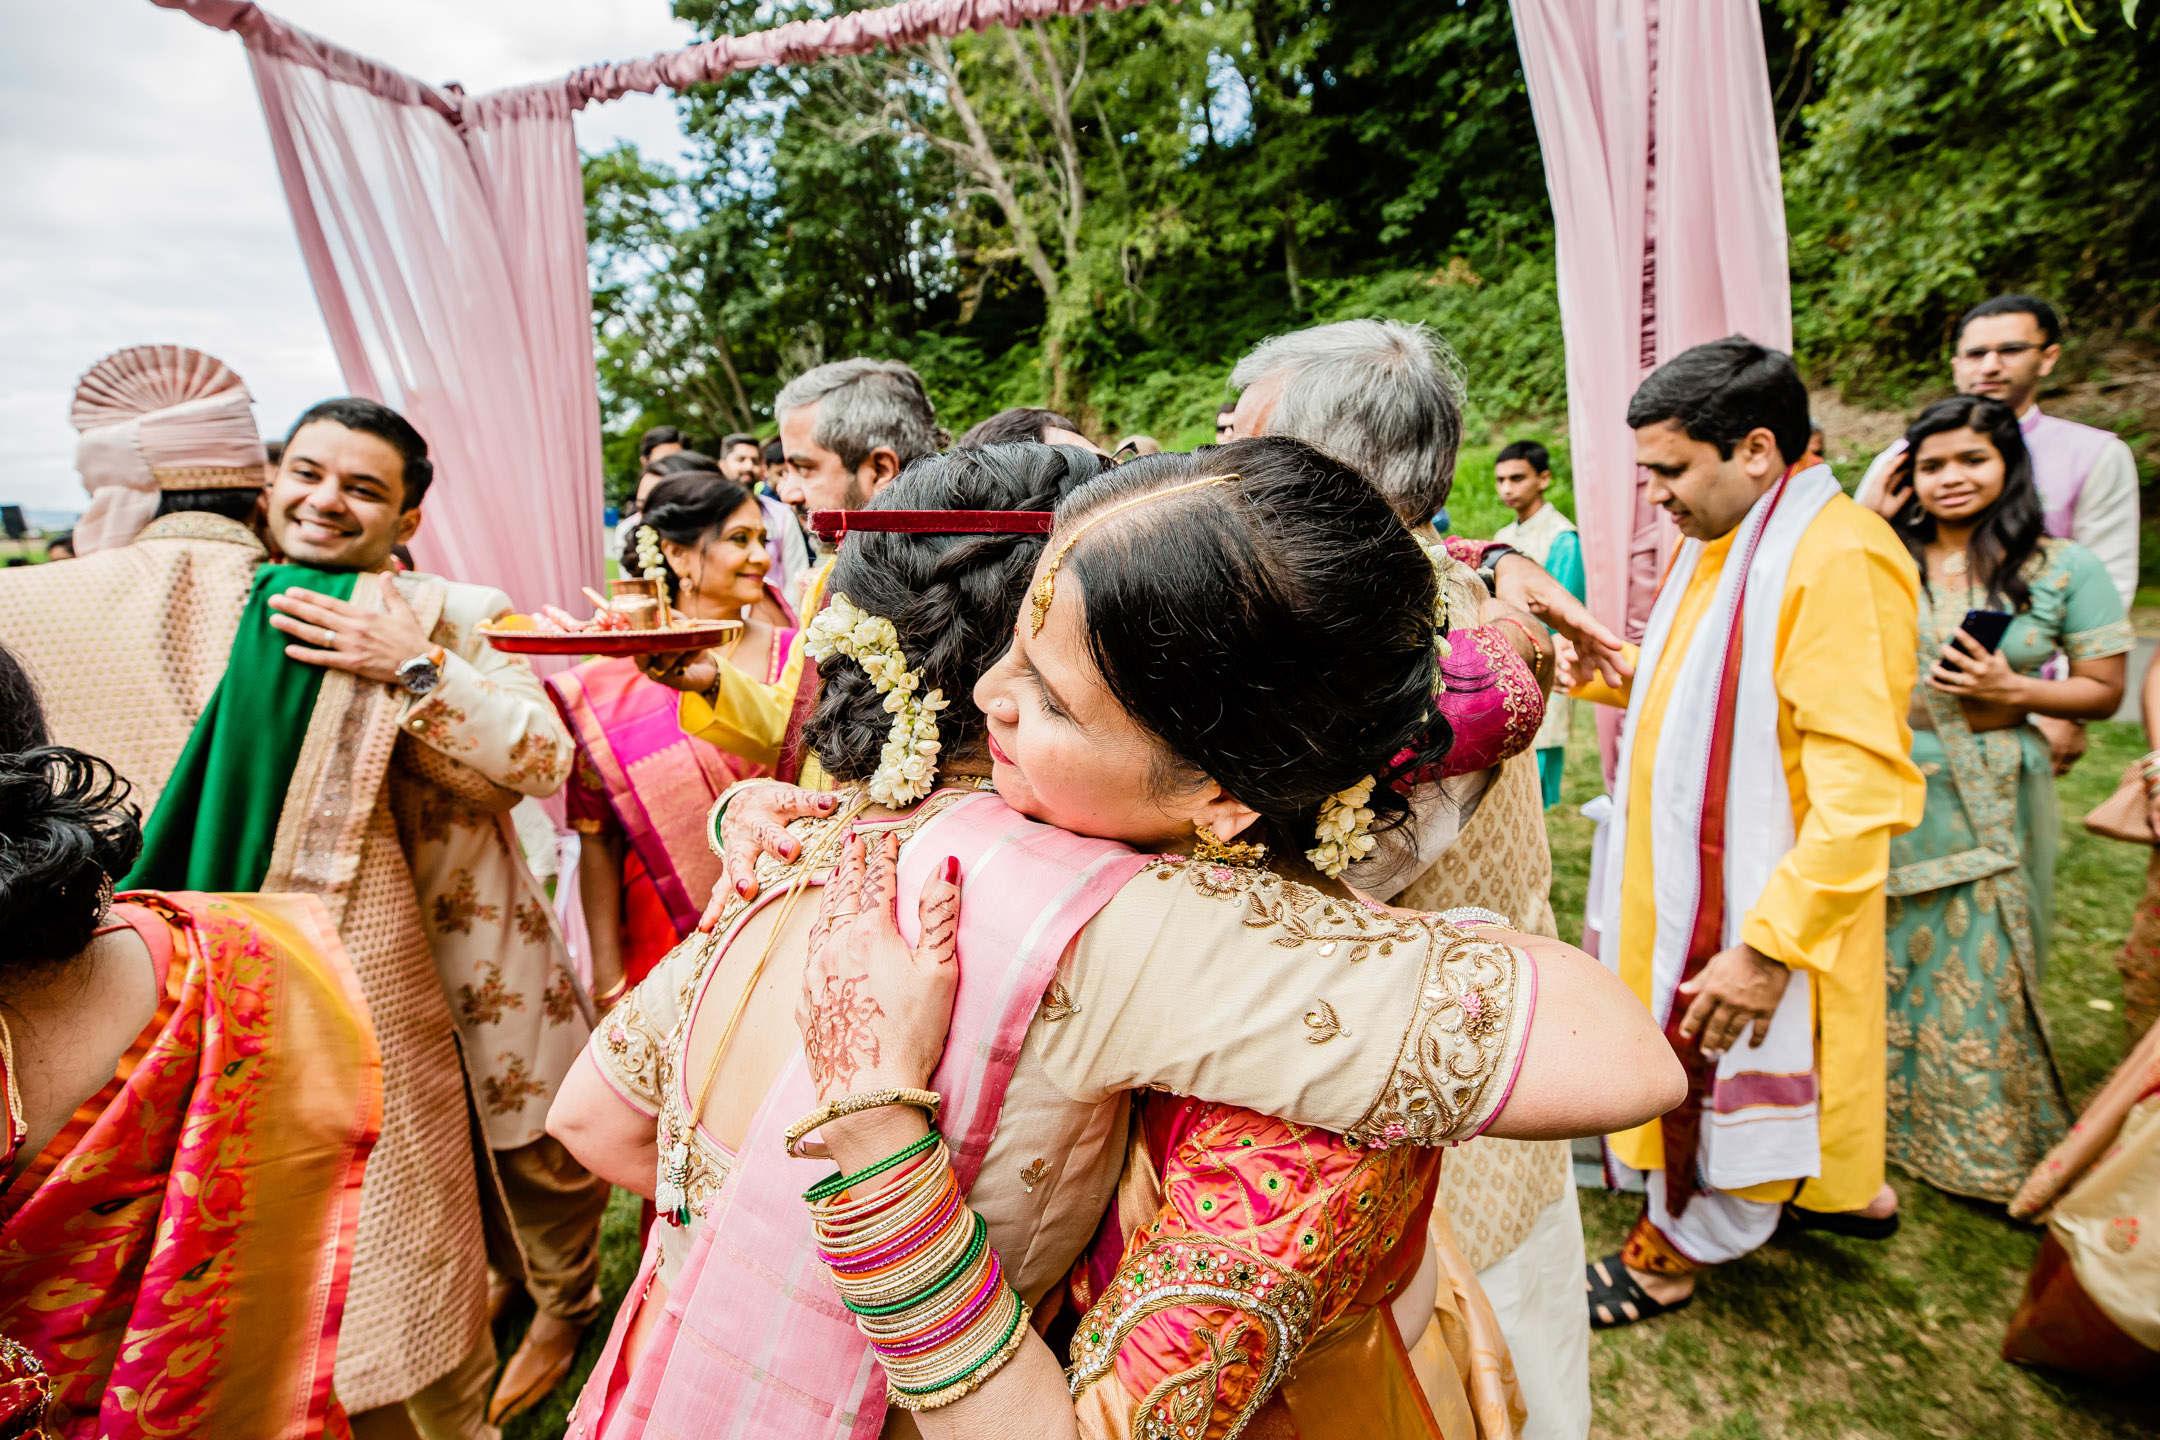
[1510,0,1792,766]
[150,0,1146,614]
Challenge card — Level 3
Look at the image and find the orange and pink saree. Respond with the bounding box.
[0,892,380,1439]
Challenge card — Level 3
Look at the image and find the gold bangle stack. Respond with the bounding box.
[806,1134,1029,1409]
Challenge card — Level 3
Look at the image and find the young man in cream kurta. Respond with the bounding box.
[1574,338,1925,1324]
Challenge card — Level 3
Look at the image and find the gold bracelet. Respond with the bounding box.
[786,1088,943,1159]
[593,974,631,1012]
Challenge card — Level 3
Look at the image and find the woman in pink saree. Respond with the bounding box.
[551,470,800,1004]
[0,720,379,1438]
[549,441,1681,1440]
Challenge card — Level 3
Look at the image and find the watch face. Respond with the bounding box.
[399,659,443,695]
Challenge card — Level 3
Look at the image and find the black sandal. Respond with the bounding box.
[1777,1202,1899,1241]
[1585,1253,1693,1329]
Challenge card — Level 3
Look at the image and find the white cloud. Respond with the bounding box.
[0,0,696,519]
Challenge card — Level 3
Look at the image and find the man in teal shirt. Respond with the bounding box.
[1494,441,1585,807]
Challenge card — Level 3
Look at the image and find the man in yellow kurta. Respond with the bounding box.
[1575,337,1924,1326]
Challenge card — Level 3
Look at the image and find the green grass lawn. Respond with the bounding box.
[502,705,2160,1439]
[1546,704,2159,1440]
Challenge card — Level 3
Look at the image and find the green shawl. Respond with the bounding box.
[124,565,360,892]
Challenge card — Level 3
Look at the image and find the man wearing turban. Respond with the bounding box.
[0,345,271,807]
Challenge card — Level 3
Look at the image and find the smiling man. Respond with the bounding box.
[1574,337,1925,1328]
[119,396,595,1437]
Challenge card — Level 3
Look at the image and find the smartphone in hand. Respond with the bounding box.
[1958,608,2014,653]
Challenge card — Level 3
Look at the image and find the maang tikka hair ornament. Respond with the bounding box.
[1027,476,1237,636]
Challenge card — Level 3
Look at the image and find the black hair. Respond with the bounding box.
[1495,440,1551,474]
[1958,294,2063,349]
[285,398,434,511]
[1,642,50,753]
[638,425,685,461]
[154,487,261,522]
[956,408,1083,449]
[265,438,285,467]
[1889,395,2047,613]
[1626,335,1811,467]
[1058,437,1447,858]
[0,747,142,975]
[803,445,1108,779]
[720,432,760,456]
[650,450,721,478]
[764,439,785,466]
[619,471,760,586]
[43,533,73,558]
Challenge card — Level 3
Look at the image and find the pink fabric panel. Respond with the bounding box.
[1510,0,1651,661]
[1511,0,1791,777]
[1652,3,1791,359]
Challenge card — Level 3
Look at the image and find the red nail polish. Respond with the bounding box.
[738,879,754,897]
[942,856,961,885]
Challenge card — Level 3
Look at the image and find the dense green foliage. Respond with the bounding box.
[587,0,2158,502]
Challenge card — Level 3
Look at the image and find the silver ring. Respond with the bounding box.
[321,625,339,646]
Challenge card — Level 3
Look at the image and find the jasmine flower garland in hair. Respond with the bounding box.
[804,592,947,807]
[636,524,670,615]
[1308,775,1378,877]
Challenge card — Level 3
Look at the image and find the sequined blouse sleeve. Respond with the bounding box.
[587,932,700,1117]
[1036,857,1536,1149]
[1067,1099,1435,1440]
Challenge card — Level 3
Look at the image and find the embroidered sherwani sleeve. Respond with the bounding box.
[399,586,575,796]
[1068,1102,1432,1440]
[1038,859,1535,1148]
[1740,508,1926,975]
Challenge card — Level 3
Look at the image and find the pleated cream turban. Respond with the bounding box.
[71,345,267,555]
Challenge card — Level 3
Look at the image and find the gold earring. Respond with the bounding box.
[1192,824,1267,867]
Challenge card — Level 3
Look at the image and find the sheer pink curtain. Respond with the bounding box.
[151,0,1147,609]
[151,1,603,614]
[1511,0,1790,760]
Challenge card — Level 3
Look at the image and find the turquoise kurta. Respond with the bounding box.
[1885,538,2133,1201]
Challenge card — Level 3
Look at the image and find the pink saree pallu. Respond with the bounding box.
[570,792,1149,1440]
[0,891,381,1440]
[550,635,796,941]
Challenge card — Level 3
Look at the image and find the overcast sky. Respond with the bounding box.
[0,0,699,521]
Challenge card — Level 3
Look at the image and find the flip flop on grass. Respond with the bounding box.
[1586,1253,1694,1329]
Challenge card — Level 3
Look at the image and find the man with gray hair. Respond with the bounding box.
[1228,316,1605,1440]
[772,358,943,525]
[644,357,944,784]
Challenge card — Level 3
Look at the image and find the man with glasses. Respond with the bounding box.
[1859,294,2138,609]
[1857,294,2140,774]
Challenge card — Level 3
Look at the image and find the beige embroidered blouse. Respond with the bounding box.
[589,791,1535,1299]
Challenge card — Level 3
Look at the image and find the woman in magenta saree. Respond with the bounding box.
[551,469,800,1001]
[0,738,379,1439]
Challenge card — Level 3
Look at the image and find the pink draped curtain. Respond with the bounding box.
[1511,0,1791,772]
[151,0,1143,613]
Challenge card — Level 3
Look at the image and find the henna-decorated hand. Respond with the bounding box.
[697,783,842,930]
[797,831,962,1106]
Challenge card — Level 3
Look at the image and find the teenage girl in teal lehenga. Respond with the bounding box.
[1869,395,2132,1202]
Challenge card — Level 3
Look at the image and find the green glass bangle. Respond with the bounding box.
[884,1289,1027,1397]
[803,1130,943,1204]
[843,1212,988,1318]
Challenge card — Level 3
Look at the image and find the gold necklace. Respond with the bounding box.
[1939,549,1969,577]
